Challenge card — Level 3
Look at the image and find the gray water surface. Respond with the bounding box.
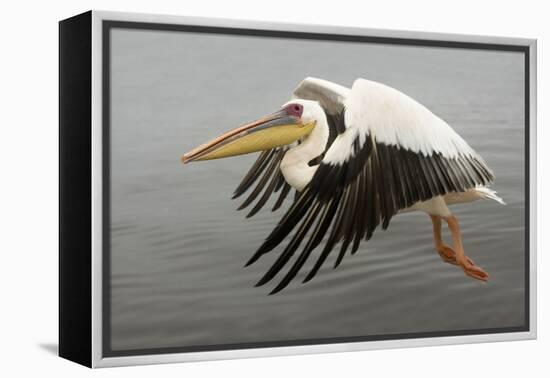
[109,29,526,351]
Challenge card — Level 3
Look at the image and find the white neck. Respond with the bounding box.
[280,117,329,192]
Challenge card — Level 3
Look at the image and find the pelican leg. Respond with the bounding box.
[442,215,489,282]
[430,215,459,265]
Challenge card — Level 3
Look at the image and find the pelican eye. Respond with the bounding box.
[285,103,304,118]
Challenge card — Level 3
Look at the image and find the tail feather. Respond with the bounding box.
[475,186,506,205]
[444,186,506,206]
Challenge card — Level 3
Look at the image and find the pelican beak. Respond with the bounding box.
[181,109,315,163]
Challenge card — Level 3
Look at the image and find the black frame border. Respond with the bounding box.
[101,20,531,358]
[59,11,93,367]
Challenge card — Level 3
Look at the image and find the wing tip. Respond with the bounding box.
[245,208,258,218]
[302,274,314,284]
[268,285,285,295]
[255,270,276,287]
[244,253,261,267]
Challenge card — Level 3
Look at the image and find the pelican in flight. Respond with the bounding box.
[182,78,504,294]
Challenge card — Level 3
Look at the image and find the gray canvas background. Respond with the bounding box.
[109,28,525,351]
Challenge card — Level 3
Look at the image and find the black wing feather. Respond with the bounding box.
[272,182,292,211]
[236,149,285,211]
[232,150,274,199]
[246,163,285,218]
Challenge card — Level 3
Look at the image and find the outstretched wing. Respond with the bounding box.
[233,77,350,216]
[247,78,495,294]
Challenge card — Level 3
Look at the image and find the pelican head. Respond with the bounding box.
[181,100,321,163]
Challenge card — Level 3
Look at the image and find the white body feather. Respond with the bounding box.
[327,79,480,164]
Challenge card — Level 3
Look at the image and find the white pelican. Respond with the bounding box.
[182,77,504,294]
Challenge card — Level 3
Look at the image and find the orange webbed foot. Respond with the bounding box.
[458,257,489,282]
[437,244,475,267]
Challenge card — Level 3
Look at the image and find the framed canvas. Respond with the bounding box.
[59,10,537,368]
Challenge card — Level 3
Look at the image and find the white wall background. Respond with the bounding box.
[0,0,546,376]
